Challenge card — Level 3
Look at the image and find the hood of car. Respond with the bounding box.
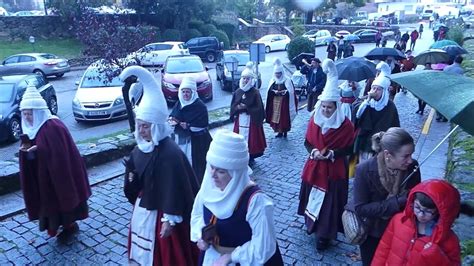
[75,86,123,103]
[163,71,209,84]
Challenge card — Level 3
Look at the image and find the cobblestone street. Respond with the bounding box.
[0,92,432,265]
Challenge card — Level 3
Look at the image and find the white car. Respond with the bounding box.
[128,42,189,67]
[302,29,332,45]
[335,30,351,38]
[255,34,291,53]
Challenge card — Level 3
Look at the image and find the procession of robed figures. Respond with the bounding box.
[15,34,474,265]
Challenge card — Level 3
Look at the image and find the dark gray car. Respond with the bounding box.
[0,53,70,79]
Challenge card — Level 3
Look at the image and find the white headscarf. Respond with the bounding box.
[356,75,391,118]
[19,86,55,139]
[197,130,252,219]
[313,101,346,134]
[134,122,173,153]
[178,76,198,108]
[273,58,286,84]
[239,62,257,92]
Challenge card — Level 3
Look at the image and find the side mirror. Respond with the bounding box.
[75,81,79,86]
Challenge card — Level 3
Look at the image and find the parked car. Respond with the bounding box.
[302,29,332,46]
[215,50,262,91]
[334,30,351,38]
[161,55,213,103]
[352,29,378,43]
[0,74,57,142]
[184,36,223,63]
[0,53,70,79]
[72,62,143,122]
[255,34,291,53]
[127,41,189,67]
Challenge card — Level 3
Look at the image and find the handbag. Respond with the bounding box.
[341,201,368,245]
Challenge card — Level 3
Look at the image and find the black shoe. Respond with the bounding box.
[441,118,448,122]
[57,222,79,243]
[248,158,255,166]
[275,133,283,138]
[436,116,442,121]
[283,132,287,138]
[316,237,330,251]
[415,110,421,114]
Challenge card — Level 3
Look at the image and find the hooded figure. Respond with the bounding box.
[169,76,212,183]
[190,130,284,265]
[372,180,461,265]
[298,59,355,251]
[119,66,200,266]
[18,86,91,239]
[230,63,266,164]
[265,58,298,138]
[353,73,400,161]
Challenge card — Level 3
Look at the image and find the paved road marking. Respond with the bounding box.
[422,108,435,135]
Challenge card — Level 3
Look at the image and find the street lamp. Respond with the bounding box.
[29,36,35,52]
[225,56,239,91]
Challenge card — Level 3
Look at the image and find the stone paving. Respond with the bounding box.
[0,92,435,265]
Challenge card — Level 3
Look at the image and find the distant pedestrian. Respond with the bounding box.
[301,58,327,112]
[393,41,403,52]
[372,180,461,266]
[419,23,424,38]
[230,63,267,164]
[120,66,200,266]
[298,59,355,251]
[381,36,388,47]
[410,30,419,50]
[401,31,410,44]
[438,28,446,41]
[337,36,345,59]
[375,30,382,47]
[265,58,298,138]
[327,40,337,60]
[343,41,354,58]
[19,86,91,240]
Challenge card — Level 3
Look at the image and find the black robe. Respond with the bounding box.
[125,137,200,220]
[170,99,212,183]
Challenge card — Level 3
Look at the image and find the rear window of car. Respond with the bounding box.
[80,69,123,88]
[166,58,204,74]
[0,83,15,102]
[39,54,58,59]
[224,53,250,66]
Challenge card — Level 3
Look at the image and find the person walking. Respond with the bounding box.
[230,64,266,165]
[410,29,419,51]
[169,76,212,183]
[419,23,424,38]
[265,58,298,138]
[353,63,400,162]
[375,30,382,48]
[337,36,345,60]
[190,130,284,265]
[353,127,421,265]
[298,59,355,251]
[18,86,91,240]
[301,58,327,112]
[343,41,354,58]
[327,40,337,61]
[372,179,461,266]
[120,66,200,266]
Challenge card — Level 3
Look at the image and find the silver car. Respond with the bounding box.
[0,53,70,78]
[72,63,143,122]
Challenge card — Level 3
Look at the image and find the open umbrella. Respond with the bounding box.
[430,40,458,49]
[343,34,360,41]
[335,57,376,82]
[321,36,338,44]
[291,52,314,70]
[432,23,447,31]
[413,49,450,65]
[440,45,468,58]
[391,70,474,135]
[365,47,406,61]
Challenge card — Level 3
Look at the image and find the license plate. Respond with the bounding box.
[58,62,67,67]
[88,111,108,116]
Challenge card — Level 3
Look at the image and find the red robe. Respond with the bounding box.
[265,82,298,133]
[19,119,91,227]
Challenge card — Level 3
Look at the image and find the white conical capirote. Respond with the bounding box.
[273,58,284,73]
[20,85,48,110]
[318,59,340,102]
[119,66,168,124]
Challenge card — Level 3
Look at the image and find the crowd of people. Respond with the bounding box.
[15,31,468,265]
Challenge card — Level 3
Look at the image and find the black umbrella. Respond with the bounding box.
[335,56,376,82]
[291,52,315,70]
[365,47,406,61]
[440,45,468,59]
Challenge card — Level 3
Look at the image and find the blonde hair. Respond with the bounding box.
[371,127,414,154]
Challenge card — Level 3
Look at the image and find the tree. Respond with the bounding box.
[126,0,158,15]
[271,0,297,25]
[235,0,257,21]
[45,0,106,23]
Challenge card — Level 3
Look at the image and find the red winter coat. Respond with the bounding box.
[372,180,461,266]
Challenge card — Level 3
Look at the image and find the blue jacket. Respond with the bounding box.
[301,65,326,92]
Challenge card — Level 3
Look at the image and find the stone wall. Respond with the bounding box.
[0,16,71,40]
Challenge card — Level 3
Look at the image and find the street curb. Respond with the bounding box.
[0,110,232,196]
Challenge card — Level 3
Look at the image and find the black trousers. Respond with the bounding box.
[307,90,322,112]
[359,235,381,266]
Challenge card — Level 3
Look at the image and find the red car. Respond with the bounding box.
[161,55,213,104]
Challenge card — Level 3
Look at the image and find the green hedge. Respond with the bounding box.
[217,23,236,45]
[188,20,205,30]
[287,36,314,63]
[447,25,464,46]
[199,24,218,36]
[184,29,202,41]
[211,30,230,49]
[162,29,182,41]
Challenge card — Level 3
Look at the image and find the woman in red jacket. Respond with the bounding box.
[372,179,461,266]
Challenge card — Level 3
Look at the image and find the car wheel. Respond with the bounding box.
[265,46,271,53]
[206,52,216,63]
[55,73,64,78]
[48,96,58,115]
[8,117,21,142]
[33,69,46,79]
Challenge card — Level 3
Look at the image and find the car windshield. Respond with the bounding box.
[0,83,14,102]
[39,54,58,60]
[224,54,250,66]
[258,36,273,41]
[165,58,204,73]
[80,68,123,88]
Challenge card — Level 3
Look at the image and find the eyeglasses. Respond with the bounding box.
[413,203,436,217]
